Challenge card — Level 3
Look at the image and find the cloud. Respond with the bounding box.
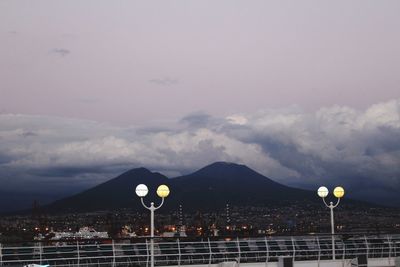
[226,115,248,125]
[221,100,400,202]
[21,131,37,138]
[180,113,214,128]
[148,77,179,86]
[0,98,399,205]
[0,114,294,193]
[52,48,70,57]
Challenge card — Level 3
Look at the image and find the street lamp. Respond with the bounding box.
[135,184,170,267]
[317,186,345,260]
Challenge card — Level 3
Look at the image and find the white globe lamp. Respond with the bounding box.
[135,184,149,197]
[317,186,329,198]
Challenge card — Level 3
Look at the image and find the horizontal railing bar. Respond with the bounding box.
[1,235,399,266]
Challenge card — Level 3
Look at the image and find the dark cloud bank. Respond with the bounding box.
[0,99,399,206]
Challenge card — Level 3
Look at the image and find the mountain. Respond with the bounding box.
[45,162,346,213]
[167,162,315,211]
[46,168,168,212]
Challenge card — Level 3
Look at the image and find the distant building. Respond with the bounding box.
[36,226,109,240]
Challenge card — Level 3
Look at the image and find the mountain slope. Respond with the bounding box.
[167,162,315,211]
[46,168,168,212]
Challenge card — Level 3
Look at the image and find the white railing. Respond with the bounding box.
[0,234,399,266]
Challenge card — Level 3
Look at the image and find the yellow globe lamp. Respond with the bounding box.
[157,184,170,198]
[317,186,329,198]
[333,186,345,198]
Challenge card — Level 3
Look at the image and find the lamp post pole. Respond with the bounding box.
[330,202,335,244]
[317,186,345,260]
[136,184,170,267]
[150,202,154,267]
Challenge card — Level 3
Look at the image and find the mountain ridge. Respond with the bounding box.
[43,161,362,213]
[46,167,169,212]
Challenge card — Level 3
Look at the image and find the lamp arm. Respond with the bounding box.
[322,197,330,208]
[140,197,151,210]
[332,197,341,208]
[154,197,165,210]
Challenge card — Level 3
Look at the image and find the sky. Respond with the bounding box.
[1,1,400,206]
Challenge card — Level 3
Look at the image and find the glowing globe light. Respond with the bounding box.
[156,184,170,198]
[135,184,149,197]
[317,186,329,198]
[333,186,345,198]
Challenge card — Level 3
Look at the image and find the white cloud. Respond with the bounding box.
[226,115,248,125]
[0,115,295,186]
[0,99,400,204]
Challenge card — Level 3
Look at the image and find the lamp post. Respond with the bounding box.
[317,186,345,260]
[135,184,170,267]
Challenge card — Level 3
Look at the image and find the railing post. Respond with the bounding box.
[316,236,321,266]
[265,237,269,264]
[146,239,150,267]
[387,235,392,266]
[0,243,2,266]
[39,242,42,265]
[364,235,369,259]
[341,239,345,263]
[112,239,116,267]
[177,239,181,267]
[237,237,241,264]
[343,238,347,264]
[291,237,296,260]
[76,241,80,267]
[207,238,212,266]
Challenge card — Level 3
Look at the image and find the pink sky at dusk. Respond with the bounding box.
[1,1,399,125]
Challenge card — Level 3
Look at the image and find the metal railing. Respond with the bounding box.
[1,234,399,266]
